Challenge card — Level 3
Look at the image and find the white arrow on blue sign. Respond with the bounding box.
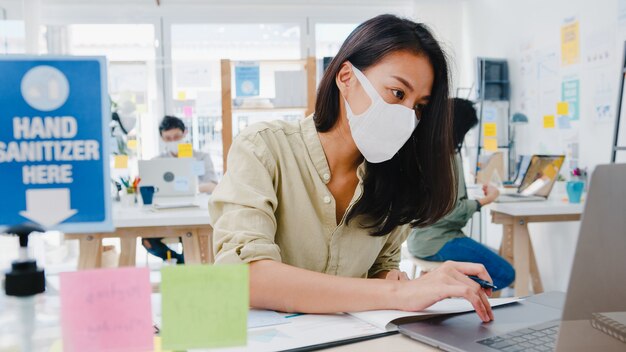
[0,57,113,233]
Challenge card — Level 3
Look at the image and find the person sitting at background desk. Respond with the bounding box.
[142,115,219,264]
[406,98,515,291]
[209,15,495,322]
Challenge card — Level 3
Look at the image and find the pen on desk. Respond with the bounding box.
[285,313,304,318]
[468,275,497,290]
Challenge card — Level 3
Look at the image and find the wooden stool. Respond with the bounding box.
[401,245,443,279]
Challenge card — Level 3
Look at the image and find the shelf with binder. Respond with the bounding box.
[220,57,317,171]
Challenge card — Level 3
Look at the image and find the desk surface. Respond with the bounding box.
[325,333,437,351]
[113,195,211,228]
[489,200,584,217]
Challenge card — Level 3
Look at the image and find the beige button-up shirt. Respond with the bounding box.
[208,116,409,278]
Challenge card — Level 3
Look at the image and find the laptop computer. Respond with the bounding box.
[398,163,626,352]
[496,155,565,203]
[138,158,198,197]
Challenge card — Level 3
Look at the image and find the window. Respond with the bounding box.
[170,23,302,176]
[40,24,160,159]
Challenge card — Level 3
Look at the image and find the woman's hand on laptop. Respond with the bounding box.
[395,261,494,322]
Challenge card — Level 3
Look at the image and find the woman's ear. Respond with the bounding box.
[335,62,355,98]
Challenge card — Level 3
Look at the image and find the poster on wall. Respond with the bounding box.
[561,77,580,121]
[561,17,580,66]
[235,61,260,97]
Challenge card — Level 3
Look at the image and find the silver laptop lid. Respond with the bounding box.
[556,163,626,351]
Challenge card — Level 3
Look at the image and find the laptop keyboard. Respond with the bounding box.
[477,322,559,352]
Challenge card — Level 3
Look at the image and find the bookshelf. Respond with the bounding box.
[220,57,316,170]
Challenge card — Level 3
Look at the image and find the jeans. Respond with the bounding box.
[422,237,515,291]
[141,237,185,264]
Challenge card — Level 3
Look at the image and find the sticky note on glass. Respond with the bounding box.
[60,267,153,352]
[483,123,497,137]
[114,155,129,169]
[557,101,569,115]
[183,106,193,118]
[177,91,186,101]
[127,139,138,150]
[484,138,498,152]
[161,265,249,350]
[558,115,571,129]
[177,143,193,158]
[543,115,556,128]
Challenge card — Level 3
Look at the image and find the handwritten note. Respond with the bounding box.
[114,155,129,169]
[557,101,569,115]
[127,139,138,150]
[483,123,497,137]
[484,138,498,152]
[160,264,249,350]
[183,106,193,118]
[177,143,193,158]
[59,267,153,352]
[543,115,556,129]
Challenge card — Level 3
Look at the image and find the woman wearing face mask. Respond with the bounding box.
[209,14,494,322]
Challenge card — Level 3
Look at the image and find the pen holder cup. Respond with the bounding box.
[139,186,158,205]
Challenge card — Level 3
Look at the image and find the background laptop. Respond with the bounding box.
[496,155,565,203]
[138,158,198,197]
[399,163,626,352]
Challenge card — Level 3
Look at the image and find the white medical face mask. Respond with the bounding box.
[344,65,419,163]
[164,141,182,155]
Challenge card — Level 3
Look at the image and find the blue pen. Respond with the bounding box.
[468,275,497,290]
[285,313,304,318]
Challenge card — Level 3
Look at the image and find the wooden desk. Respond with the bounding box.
[490,201,583,296]
[65,195,213,269]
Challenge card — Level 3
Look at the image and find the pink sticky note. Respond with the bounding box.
[60,267,154,352]
[183,106,193,118]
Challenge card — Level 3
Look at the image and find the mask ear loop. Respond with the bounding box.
[350,65,381,104]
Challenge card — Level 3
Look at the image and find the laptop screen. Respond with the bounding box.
[518,155,565,197]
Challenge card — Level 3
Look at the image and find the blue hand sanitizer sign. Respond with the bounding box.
[0,57,112,233]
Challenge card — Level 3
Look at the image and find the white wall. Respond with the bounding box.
[0,0,23,19]
[464,0,621,291]
[413,0,466,94]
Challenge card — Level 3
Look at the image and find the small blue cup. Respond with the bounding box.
[139,186,157,205]
[566,181,584,204]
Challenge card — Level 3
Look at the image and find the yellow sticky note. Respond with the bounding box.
[483,123,497,137]
[543,115,556,129]
[49,339,63,352]
[127,139,138,150]
[177,143,193,158]
[557,102,569,115]
[153,336,171,352]
[114,155,129,169]
[484,138,498,152]
[177,91,187,100]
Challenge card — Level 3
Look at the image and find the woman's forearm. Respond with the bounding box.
[249,260,401,313]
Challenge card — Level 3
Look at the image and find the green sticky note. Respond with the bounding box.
[161,265,249,350]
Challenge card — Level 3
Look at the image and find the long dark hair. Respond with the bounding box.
[314,14,456,236]
[451,98,478,151]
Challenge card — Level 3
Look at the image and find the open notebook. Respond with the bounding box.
[349,297,521,331]
[206,297,522,352]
